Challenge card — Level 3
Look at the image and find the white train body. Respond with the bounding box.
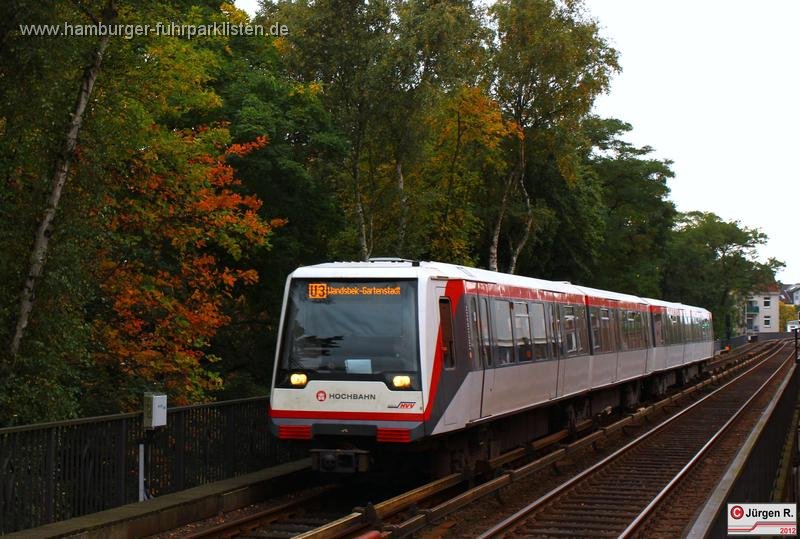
[269,260,713,471]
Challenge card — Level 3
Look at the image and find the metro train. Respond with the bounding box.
[268,259,714,473]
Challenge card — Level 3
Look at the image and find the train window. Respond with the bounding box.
[621,311,631,351]
[668,313,681,345]
[513,303,533,362]
[560,305,580,355]
[590,308,601,352]
[601,309,615,352]
[590,308,614,353]
[548,304,561,359]
[530,303,549,360]
[652,312,666,347]
[577,307,588,353]
[439,298,456,369]
[492,300,515,365]
[480,298,492,367]
[622,310,646,350]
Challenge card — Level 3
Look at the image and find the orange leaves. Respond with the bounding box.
[92,130,279,407]
[225,135,268,158]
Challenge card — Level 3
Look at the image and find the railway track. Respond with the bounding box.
[476,341,794,538]
[168,341,782,539]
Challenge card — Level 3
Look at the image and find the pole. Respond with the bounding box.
[795,328,798,363]
[138,442,145,501]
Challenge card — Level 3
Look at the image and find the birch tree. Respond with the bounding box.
[9,1,117,358]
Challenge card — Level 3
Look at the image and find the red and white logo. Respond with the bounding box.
[730,505,744,520]
[316,390,327,402]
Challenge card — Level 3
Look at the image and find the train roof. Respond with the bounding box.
[290,259,710,315]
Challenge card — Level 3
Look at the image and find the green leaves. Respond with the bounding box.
[662,211,784,337]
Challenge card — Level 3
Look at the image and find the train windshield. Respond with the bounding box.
[279,279,419,374]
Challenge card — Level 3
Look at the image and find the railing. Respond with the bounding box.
[0,396,304,534]
[746,305,760,314]
[698,364,798,537]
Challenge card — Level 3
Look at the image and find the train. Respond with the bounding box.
[268,259,714,474]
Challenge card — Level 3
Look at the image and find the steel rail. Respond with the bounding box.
[619,344,794,537]
[476,341,790,539]
[183,484,339,539]
[366,346,769,537]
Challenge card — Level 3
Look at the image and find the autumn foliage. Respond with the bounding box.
[92,129,283,407]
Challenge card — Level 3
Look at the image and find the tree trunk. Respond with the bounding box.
[9,25,112,358]
[396,161,407,255]
[488,173,513,273]
[508,144,532,275]
[508,213,533,275]
[489,147,525,272]
[351,149,369,261]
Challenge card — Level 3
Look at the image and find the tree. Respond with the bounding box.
[779,302,799,332]
[90,131,278,409]
[0,0,280,422]
[662,212,784,337]
[486,0,618,273]
[268,0,395,260]
[583,117,676,296]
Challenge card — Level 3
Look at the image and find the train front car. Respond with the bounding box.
[268,261,428,472]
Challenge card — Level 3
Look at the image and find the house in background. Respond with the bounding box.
[780,283,800,306]
[745,285,781,336]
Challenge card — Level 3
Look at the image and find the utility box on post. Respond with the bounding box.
[143,392,167,429]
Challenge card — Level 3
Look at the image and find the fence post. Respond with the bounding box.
[116,419,127,507]
[224,406,235,477]
[174,411,185,492]
[44,428,55,524]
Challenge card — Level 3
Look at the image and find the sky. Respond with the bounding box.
[235,0,800,284]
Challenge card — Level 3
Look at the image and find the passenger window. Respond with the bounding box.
[549,304,561,359]
[668,314,679,345]
[600,308,614,352]
[590,307,601,352]
[514,303,533,362]
[560,305,579,355]
[439,298,456,369]
[492,300,515,365]
[652,312,665,346]
[530,303,549,360]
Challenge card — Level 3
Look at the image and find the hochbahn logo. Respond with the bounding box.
[315,390,376,401]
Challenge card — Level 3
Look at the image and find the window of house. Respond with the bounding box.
[764,316,771,327]
[763,296,771,307]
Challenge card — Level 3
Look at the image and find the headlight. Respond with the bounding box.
[392,375,412,389]
[290,373,308,387]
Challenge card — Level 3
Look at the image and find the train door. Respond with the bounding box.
[436,285,481,426]
[548,303,565,398]
[474,289,494,418]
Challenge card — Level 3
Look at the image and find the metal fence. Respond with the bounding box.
[702,365,799,537]
[0,396,304,534]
